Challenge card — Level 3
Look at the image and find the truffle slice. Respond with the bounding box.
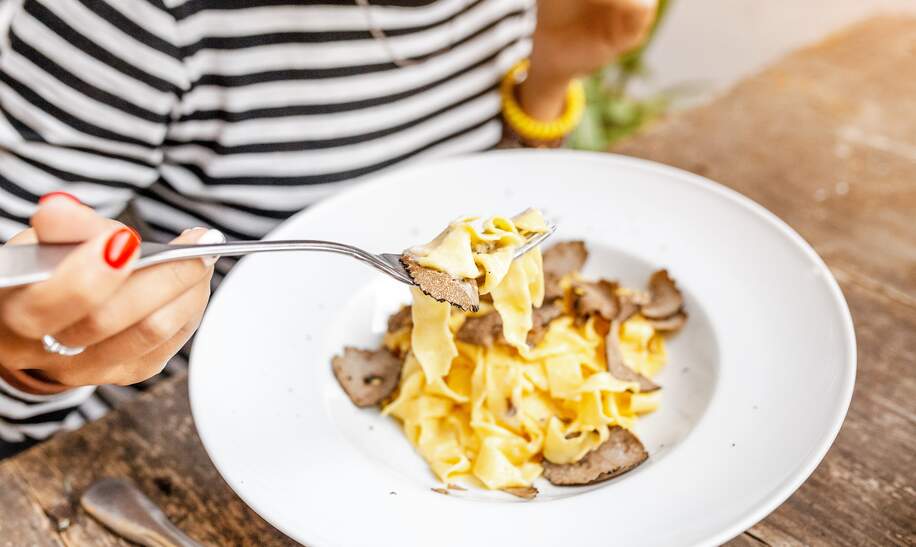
[640,270,683,319]
[332,347,402,407]
[542,426,648,486]
[503,486,538,500]
[401,255,480,312]
[386,305,413,334]
[615,293,640,323]
[542,241,588,300]
[606,321,660,392]
[456,301,564,348]
[571,280,619,322]
[456,311,504,347]
[646,310,688,333]
[527,300,564,346]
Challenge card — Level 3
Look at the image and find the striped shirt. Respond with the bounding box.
[0,0,534,458]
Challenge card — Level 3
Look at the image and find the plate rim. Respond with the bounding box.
[189,149,857,547]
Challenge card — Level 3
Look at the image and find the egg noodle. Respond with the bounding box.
[383,210,666,489]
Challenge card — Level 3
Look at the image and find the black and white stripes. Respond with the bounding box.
[0,0,532,457]
[0,376,93,443]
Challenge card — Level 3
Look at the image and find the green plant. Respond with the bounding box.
[567,0,672,151]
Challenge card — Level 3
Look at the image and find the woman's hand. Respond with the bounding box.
[520,0,658,120]
[0,194,222,392]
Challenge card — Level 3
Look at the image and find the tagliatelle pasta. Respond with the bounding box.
[379,210,669,490]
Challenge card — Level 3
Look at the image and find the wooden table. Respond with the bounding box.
[2,15,914,547]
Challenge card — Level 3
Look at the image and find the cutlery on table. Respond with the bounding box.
[81,477,201,547]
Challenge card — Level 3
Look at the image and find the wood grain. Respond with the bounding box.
[1,14,914,547]
[0,462,64,547]
[734,281,916,546]
[9,378,295,547]
[613,15,916,546]
[615,16,916,302]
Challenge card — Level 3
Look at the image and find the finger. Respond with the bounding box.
[0,321,43,372]
[5,228,38,245]
[30,192,116,243]
[43,276,211,387]
[1,225,141,339]
[3,195,121,325]
[590,0,657,8]
[613,0,656,48]
[53,228,223,347]
[106,304,206,387]
[0,230,38,302]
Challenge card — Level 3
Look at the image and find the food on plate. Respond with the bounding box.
[640,270,685,319]
[503,485,539,500]
[542,240,588,300]
[541,426,648,485]
[331,210,687,498]
[605,324,660,393]
[570,279,620,321]
[386,305,413,335]
[331,347,402,407]
[457,299,564,348]
[646,311,688,332]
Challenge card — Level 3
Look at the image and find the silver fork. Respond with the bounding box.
[0,223,556,289]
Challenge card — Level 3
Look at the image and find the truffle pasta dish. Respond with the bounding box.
[331,209,688,499]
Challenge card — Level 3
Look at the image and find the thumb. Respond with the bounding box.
[31,192,119,243]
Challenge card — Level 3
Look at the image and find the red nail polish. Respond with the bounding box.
[104,227,141,269]
[126,225,141,242]
[38,191,80,205]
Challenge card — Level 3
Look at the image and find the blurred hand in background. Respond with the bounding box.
[520,0,659,120]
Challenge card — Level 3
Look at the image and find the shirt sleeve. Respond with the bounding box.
[0,373,95,449]
[0,0,186,456]
[0,0,187,239]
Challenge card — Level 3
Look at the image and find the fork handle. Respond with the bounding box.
[0,239,392,288]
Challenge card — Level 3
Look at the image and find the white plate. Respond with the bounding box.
[189,150,855,547]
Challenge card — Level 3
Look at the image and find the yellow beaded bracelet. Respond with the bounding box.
[500,59,586,143]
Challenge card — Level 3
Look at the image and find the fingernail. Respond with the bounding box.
[104,227,141,269]
[195,228,225,267]
[182,226,207,235]
[38,191,80,206]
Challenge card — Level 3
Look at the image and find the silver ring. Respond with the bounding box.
[42,335,85,357]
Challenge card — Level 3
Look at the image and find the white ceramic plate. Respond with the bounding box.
[189,150,855,547]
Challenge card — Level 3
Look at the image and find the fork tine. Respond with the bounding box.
[513,222,557,258]
[381,221,556,286]
[374,253,415,285]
